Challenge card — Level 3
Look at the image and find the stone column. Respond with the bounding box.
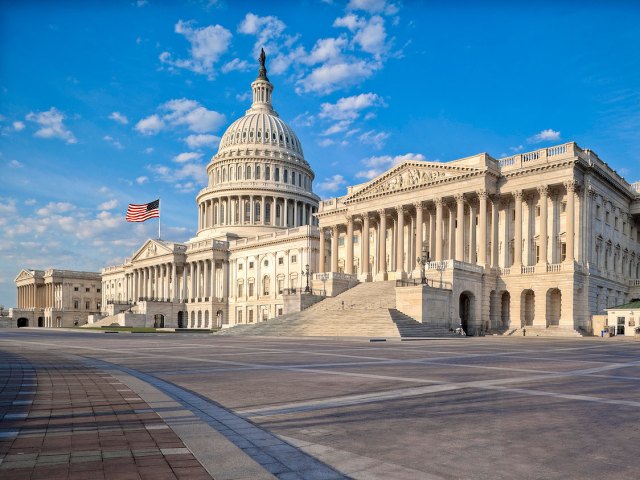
[331,226,339,272]
[455,194,465,261]
[415,203,424,266]
[564,180,577,263]
[478,190,488,267]
[513,190,523,268]
[469,198,477,264]
[362,214,370,277]
[378,209,387,277]
[283,198,288,227]
[271,197,276,225]
[319,228,326,273]
[434,199,443,261]
[346,216,354,274]
[491,196,500,268]
[171,263,177,301]
[396,207,405,275]
[537,185,549,265]
[211,261,217,300]
[294,201,299,227]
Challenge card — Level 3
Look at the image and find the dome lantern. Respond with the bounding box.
[249,48,275,115]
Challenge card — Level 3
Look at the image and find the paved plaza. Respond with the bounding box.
[0,330,639,479]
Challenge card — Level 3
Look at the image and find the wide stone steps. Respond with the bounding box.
[508,326,583,337]
[217,282,456,338]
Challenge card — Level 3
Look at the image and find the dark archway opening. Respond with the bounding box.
[17,318,29,328]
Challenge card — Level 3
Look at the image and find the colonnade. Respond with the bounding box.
[318,183,580,277]
[198,195,317,230]
[114,259,229,304]
[17,282,61,309]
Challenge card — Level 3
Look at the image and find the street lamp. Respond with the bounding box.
[416,245,430,285]
[302,264,312,293]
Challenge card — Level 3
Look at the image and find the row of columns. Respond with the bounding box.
[318,183,578,276]
[17,283,61,309]
[198,196,317,230]
[112,260,229,304]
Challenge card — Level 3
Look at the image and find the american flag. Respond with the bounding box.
[126,199,160,222]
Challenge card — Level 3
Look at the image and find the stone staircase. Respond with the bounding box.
[81,314,124,328]
[216,281,455,338]
[508,326,583,337]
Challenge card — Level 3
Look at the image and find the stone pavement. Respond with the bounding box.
[0,348,212,480]
[2,330,640,479]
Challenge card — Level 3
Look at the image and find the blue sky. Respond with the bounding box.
[1,0,639,307]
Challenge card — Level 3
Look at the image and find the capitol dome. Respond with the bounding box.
[195,49,320,239]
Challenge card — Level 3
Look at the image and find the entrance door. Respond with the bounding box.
[17,318,28,327]
[154,314,165,328]
[177,311,185,328]
[459,293,471,333]
[38,317,44,327]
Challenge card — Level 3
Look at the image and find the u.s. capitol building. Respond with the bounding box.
[98,54,640,335]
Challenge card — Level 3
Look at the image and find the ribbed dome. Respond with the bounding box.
[218,112,304,157]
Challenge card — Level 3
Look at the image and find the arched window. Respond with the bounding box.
[246,165,252,179]
[244,201,251,222]
[255,201,261,220]
[222,168,227,182]
[262,276,270,296]
[284,169,288,183]
[275,167,280,181]
[265,202,271,224]
[237,281,244,297]
[237,165,242,179]
[255,165,261,179]
[266,166,271,180]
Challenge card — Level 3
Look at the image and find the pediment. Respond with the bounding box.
[130,239,174,262]
[345,161,482,203]
[14,269,35,282]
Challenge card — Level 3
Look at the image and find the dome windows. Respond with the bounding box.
[265,166,271,180]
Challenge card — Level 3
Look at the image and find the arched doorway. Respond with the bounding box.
[154,314,165,328]
[17,318,29,328]
[197,311,202,328]
[522,290,535,326]
[204,311,210,328]
[217,310,224,327]
[546,288,561,326]
[177,311,185,328]
[190,311,195,328]
[501,292,511,327]
[459,291,474,334]
[37,317,44,327]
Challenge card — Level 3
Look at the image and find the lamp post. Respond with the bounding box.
[416,245,430,285]
[302,264,312,293]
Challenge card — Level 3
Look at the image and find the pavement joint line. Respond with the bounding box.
[76,355,348,479]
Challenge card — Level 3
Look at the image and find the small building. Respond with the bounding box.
[12,269,102,327]
[606,299,640,336]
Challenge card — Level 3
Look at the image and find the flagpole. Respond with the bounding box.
[158,198,161,240]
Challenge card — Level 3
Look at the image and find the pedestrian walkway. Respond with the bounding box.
[0,349,212,480]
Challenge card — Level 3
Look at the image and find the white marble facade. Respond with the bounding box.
[317,145,640,333]
[101,54,321,328]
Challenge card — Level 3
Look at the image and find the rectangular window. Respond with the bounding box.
[74,287,79,291]
[85,301,90,309]
[248,282,254,297]
[278,257,284,265]
[249,309,254,323]
[85,287,90,292]
[238,284,244,297]
[291,255,297,263]
[238,263,243,271]
[338,237,345,246]
[97,288,101,293]
[284,169,288,183]
[561,243,567,261]
[249,261,254,269]
[278,278,284,294]
[255,165,261,179]
[237,310,243,323]
[74,300,79,309]
[265,166,271,180]
[96,301,101,310]
[275,168,280,181]
[606,211,610,224]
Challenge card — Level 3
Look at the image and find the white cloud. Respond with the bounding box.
[306,36,348,65]
[108,112,129,125]
[36,202,76,216]
[356,153,426,179]
[317,174,347,193]
[354,16,387,55]
[318,138,335,147]
[320,93,385,121]
[103,135,124,149]
[510,145,524,152]
[12,121,25,131]
[148,160,207,187]
[528,129,561,144]
[359,129,389,149]
[24,199,36,206]
[184,134,219,149]
[144,147,154,154]
[135,114,164,135]
[347,0,398,15]
[136,99,225,136]
[222,58,251,73]
[136,176,148,185]
[25,107,77,144]
[173,152,203,163]
[160,20,232,78]
[98,199,118,211]
[296,60,377,94]
[9,159,22,168]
